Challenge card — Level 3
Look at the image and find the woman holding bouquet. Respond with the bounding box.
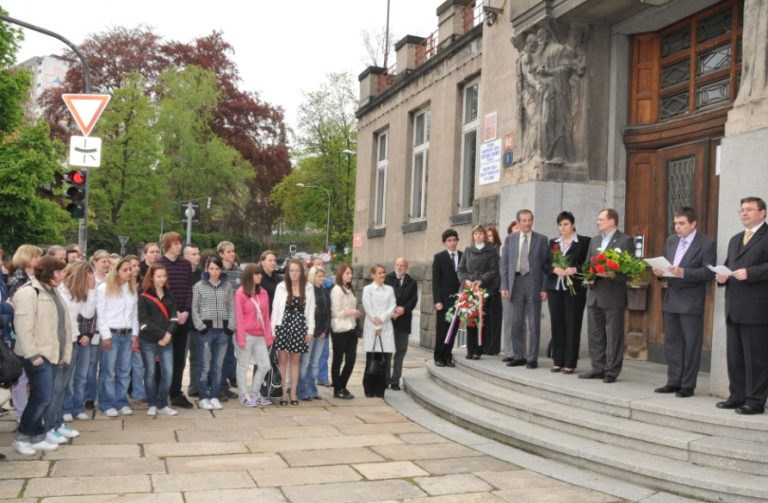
[542,211,590,374]
[457,225,500,360]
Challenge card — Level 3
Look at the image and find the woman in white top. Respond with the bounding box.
[96,258,139,417]
[361,264,396,398]
[271,259,315,406]
[330,264,361,400]
[58,261,96,424]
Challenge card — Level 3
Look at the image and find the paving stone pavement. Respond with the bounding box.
[0,347,636,502]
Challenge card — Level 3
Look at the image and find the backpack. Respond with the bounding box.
[259,344,283,398]
[0,341,22,388]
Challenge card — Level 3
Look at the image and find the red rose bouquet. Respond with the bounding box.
[444,282,489,345]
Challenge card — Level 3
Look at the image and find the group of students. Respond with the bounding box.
[2,232,406,457]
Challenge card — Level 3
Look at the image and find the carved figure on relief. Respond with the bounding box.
[735,0,768,106]
[517,34,540,160]
[567,25,587,162]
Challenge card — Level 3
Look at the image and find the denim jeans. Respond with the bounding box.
[198,330,228,400]
[130,350,146,400]
[71,343,96,415]
[16,358,53,444]
[186,329,202,395]
[11,370,29,421]
[43,359,72,433]
[220,335,237,390]
[98,334,133,411]
[64,342,78,415]
[235,336,270,397]
[140,340,174,409]
[298,337,325,399]
[317,336,330,382]
[85,342,100,401]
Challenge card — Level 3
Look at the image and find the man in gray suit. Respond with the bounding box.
[651,207,716,398]
[500,210,549,369]
[579,208,634,383]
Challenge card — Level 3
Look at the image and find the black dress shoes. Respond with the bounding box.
[735,405,764,415]
[578,370,605,380]
[506,359,527,367]
[390,384,401,391]
[675,388,694,398]
[654,384,681,394]
[526,361,538,369]
[435,360,446,367]
[502,357,514,363]
[445,360,455,368]
[603,376,616,383]
[465,354,474,360]
[716,401,743,409]
[550,367,562,373]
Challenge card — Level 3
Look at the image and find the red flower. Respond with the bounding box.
[597,254,607,262]
[596,265,606,274]
[606,260,620,271]
[551,243,560,252]
[589,267,595,274]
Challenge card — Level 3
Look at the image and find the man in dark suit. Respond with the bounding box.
[715,196,768,415]
[432,229,462,367]
[500,210,549,369]
[384,257,418,390]
[579,208,634,383]
[651,207,716,398]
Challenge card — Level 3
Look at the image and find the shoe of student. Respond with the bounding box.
[13,440,36,456]
[210,398,224,410]
[76,412,90,421]
[45,430,67,445]
[255,395,272,406]
[85,400,95,410]
[171,395,194,409]
[31,439,59,451]
[57,424,80,438]
[119,406,133,416]
[199,399,213,410]
[221,389,238,399]
[157,406,178,416]
[103,408,119,417]
[62,413,73,422]
[317,380,333,387]
[147,406,158,416]
[239,394,257,407]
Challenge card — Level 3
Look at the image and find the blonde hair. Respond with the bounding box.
[307,266,325,285]
[105,257,137,297]
[62,261,92,303]
[90,250,110,265]
[12,244,42,269]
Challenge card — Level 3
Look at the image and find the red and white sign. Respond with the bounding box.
[62,94,111,136]
[503,133,515,151]
[353,233,363,248]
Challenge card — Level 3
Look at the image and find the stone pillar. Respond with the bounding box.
[437,0,473,48]
[358,66,386,107]
[395,35,424,76]
[711,0,768,399]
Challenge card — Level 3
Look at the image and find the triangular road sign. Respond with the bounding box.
[62,94,111,136]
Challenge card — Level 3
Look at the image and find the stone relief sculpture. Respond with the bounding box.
[734,0,767,107]
[513,19,588,174]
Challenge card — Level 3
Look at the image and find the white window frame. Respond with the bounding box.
[410,109,430,221]
[374,131,388,228]
[459,81,480,212]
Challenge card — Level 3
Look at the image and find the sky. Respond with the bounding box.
[2,0,440,133]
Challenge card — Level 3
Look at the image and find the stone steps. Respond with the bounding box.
[403,361,768,502]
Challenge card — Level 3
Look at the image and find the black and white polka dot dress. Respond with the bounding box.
[275,297,309,354]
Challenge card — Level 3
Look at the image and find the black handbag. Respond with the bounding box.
[0,340,23,389]
[366,335,387,376]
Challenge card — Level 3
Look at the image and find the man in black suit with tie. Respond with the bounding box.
[579,208,634,383]
[651,207,716,398]
[432,229,462,367]
[385,258,418,390]
[715,197,768,415]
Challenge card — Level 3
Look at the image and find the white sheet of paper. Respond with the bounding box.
[643,257,676,277]
[706,264,733,275]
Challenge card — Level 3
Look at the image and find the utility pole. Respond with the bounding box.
[383,0,391,69]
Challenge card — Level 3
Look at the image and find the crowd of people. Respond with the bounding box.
[0,232,416,458]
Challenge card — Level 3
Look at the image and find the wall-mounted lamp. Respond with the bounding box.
[483,0,503,26]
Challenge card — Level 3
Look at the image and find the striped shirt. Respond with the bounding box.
[156,255,192,312]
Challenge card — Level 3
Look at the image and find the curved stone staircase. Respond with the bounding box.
[403,356,768,503]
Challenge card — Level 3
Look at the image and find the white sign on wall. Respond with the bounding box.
[479,139,501,185]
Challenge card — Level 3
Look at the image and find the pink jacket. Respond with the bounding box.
[234,287,273,347]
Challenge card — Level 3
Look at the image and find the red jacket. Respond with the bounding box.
[234,286,273,346]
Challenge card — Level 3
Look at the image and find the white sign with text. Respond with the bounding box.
[479,139,501,185]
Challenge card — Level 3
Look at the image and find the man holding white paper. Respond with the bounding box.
[651,207,715,397]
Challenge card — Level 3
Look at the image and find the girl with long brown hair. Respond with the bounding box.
[330,263,361,399]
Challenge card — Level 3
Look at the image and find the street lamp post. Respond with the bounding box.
[296,183,331,253]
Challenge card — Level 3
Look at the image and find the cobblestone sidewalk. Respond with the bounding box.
[0,347,623,502]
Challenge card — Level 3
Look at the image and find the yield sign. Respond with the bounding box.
[62,94,111,136]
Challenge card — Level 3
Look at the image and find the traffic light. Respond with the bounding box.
[64,169,87,219]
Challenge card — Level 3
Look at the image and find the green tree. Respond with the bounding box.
[0,12,69,250]
[272,73,357,251]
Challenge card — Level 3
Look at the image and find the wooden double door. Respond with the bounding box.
[624,135,720,369]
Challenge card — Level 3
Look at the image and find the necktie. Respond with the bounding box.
[399,276,403,287]
[673,239,688,266]
[744,230,754,245]
[520,234,530,275]
[450,253,456,271]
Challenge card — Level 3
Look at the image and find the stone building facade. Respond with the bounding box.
[353,0,768,398]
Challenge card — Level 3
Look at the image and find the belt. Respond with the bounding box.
[110,328,132,336]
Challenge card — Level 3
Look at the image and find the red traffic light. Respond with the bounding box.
[67,170,85,185]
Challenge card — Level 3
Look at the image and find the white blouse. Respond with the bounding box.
[362,282,396,353]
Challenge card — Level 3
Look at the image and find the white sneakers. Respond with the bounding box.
[157,407,178,416]
[199,399,213,410]
[103,408,118,417]
[119,407,133,416]
[13,439,59,455]
[63,413,73,422]
[76,412,90,420]
[57,424,80,438]
[209,398,224,410]
[45,430,67,445]
[147,406,157,416]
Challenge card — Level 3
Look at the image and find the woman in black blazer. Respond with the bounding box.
[542,211,591,374]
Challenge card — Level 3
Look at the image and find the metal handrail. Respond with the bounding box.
[463,1,484,33]
[415,30,438,68]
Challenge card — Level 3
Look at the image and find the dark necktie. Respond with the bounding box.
[450,253,456,271]
[520,234,530,275]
